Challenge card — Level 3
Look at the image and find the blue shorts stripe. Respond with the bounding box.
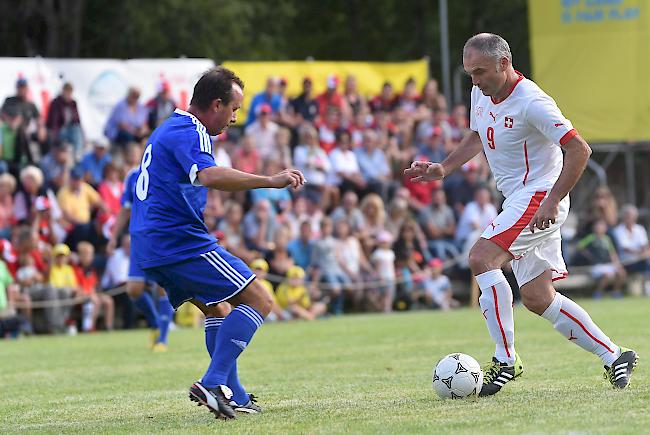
[200,252,244,287]
[208,251,247,286]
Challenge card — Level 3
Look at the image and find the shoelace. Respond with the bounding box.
[249,394,258,404]
[482,362,502,384]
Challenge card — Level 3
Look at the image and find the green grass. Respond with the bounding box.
[1,298,648,434]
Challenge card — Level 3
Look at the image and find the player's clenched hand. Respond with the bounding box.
[528,199,559,233]
[403,161,445,183]
[269,169,306,189]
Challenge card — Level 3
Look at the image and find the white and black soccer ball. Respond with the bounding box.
[432,353,483,399]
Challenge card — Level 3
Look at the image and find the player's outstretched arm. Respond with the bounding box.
[404,130,483,183]
[528,134,591,232]
[197,166,305,192]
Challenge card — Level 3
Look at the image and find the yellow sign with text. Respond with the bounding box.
[529,0,648,142]
[222,60,429,124]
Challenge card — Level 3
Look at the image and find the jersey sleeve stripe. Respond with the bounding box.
[559,128,578,146]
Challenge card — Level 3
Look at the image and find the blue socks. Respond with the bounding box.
[157,295,174,344]
[201,305,264,391]
[205,316,249,405]
[132,292,159,329]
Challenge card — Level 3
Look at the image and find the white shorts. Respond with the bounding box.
[591,263,618,279]
[480,186,569,287]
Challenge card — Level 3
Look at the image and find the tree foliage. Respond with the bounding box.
[0,0,529,76]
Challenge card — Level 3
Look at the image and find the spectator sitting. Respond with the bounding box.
[146,80,176,130]
[79,138,112,187]
[449,103,470,144]
[385,197,411,240]
[250,159,292,213]
[330,190,365,236]
[73,241,114,331]
[343,74,368,116]
[293,124,336,209]
[445,161,482,216]
[359,193,387,253]
[575,219,626,298]
[315,107,340,153]
[402,160,435,212]
[393,218,430,272]
[334,219,371,311]
[13,165,45,224]
[287,220,314,270]
[420,258,459,310]
[46,82,84,160]
[419,78,447,112]
[354,129,391,199]
[266,226,295,278]
[217,201,253,264]
[249,258,286,322]
[316,75,349,118]
[242,199,277,254]
[97,162,124,221]
[57,167,108,249]
[0,173,17,239]
[39,140,72,191]
[311,217,349,315]
[455,186,497,261]
[327,130,365,194]
[370,81,397,113]
[246,77,281,128]
[397,77,421,114]
[211,136,232,168]
[232,134,261,174]
[417,125,446,163]
[271,127,293,170]
[49,243,78,331]
[370,230,396,313]
[417,186,458,260]
[276,266,327,321]
[612,204,650,295]
[289,77,319,123]
[586,186,618,231]
[104,87,149,146]
[245,103,279,162]
[102,233,130,289]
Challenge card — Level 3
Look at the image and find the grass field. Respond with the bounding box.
[1,297,648,434]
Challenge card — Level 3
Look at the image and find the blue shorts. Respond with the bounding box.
[143,245,256,309]
[128,253,147,282]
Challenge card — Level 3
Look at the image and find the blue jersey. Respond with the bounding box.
[120,168,139,209]
[130,108,217,269]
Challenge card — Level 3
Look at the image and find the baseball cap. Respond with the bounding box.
[250,258,269,272]
[16,78,28,87]
[258,103,272,115]
[91,137,110,148]
[53,243,71,257]
[70,167,84,180]
[326,75,339,89]
[376,230,393,244]
[428,258,444,269]
[287,266,305,279]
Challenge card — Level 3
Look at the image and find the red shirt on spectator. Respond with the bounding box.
[73,265,98,296]
[98,180,124,218]
[233,148,260,174]
[316,91,346,118]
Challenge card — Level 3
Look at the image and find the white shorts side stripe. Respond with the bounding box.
[208,251,246,286]
[200,253,245,287]
[205,251,245,287]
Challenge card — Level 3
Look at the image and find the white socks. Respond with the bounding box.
[476,269,516,365]
[541,292,621,367]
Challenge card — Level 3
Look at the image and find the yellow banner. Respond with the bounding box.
[529,0,647,142]
[222,60,429,124]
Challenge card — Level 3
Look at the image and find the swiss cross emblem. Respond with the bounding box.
[504,117,514,128]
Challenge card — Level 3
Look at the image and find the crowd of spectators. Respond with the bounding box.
[0,72,649,337]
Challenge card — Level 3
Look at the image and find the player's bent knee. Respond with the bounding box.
[231,279,273,317]
[126,281,145,298]
[468,239,511,274]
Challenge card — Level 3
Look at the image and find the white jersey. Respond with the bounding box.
[469,72,577,199]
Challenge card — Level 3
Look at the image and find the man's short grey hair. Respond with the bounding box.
[621,204,638,218]
[463,33,512,63]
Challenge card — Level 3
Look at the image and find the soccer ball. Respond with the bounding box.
[432,353,483,399]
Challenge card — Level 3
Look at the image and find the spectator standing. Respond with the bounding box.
[328,130,365,194]
[370,230,396,312]
[146,80,176,130]
[48,243,77,332]
[316,75,349,118]
[287,220,314,270]
[311,218,348,314]
[334,219,371,310]
[46,83,84,160]
[1,78,46,157]
[97,163,124,226]
[370,82,397,113]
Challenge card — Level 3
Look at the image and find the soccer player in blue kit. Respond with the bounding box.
[130,67,305,419]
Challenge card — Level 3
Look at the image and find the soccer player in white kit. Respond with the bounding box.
[405,33,637,396]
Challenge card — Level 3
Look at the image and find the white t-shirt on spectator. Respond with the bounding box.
[213,147,232,168]
[455,201,498,244]
[293,145,331,186]
[371,248,396,281]
[328,148,360,185]
[612,223,649,263]
[245,120,279,160]
[102,248,130,288]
